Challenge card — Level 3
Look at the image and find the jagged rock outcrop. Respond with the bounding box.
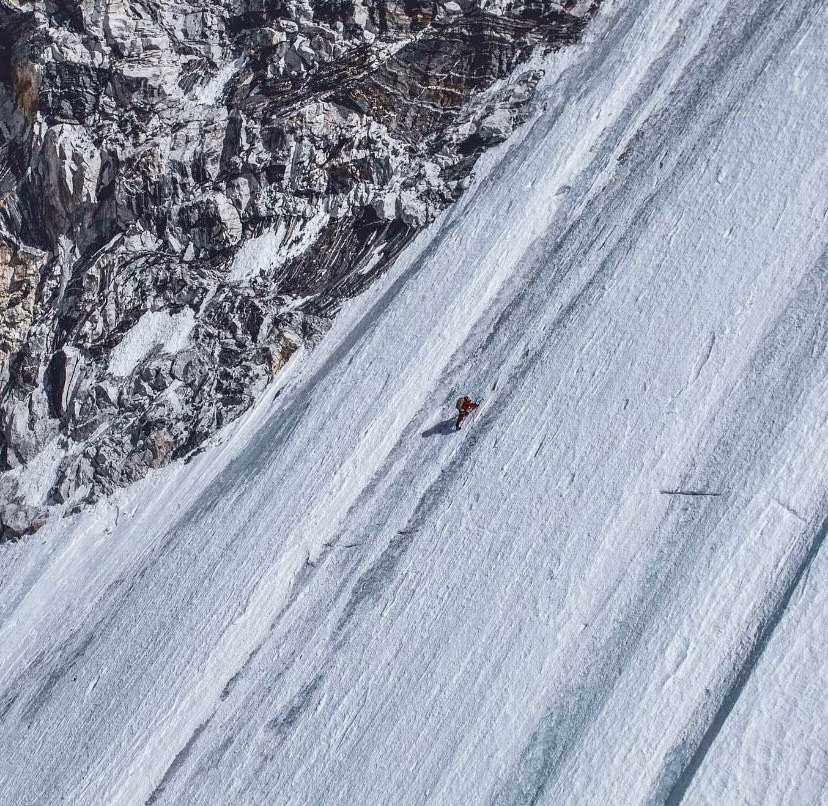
[0,0,597,533]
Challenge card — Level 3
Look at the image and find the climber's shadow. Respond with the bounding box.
[421,418,456,438]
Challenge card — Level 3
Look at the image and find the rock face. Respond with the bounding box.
[0,0,597,529]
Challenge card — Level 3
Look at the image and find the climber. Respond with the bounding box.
[454,395,479,431]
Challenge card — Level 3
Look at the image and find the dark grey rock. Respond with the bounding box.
[0,502,49,541]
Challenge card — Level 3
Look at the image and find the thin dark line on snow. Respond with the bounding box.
[659,490,723,497]
[663,506,828,806]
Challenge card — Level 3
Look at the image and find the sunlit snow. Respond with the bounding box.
[1,0,826,804]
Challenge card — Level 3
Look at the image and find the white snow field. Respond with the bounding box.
[2,0,827,803]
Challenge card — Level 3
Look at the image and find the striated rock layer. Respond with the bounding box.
[0,0,596,535]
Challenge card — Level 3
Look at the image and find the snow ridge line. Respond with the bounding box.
[660,504,828,806]
[278,0,748,735]
[92,0,717,799]
[144,721,210,806]
[272,0,828,786]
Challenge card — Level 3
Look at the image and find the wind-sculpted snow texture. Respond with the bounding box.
[1,0,827,803]
[0,0,596,527]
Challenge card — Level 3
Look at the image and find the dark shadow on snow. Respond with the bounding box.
[421,418,456,437]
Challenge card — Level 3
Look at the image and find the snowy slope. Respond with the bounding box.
[1,0,827,803]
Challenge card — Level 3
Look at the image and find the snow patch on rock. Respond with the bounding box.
[4,438,66,509]
[271,211,331,274]
[227,226,286,282]
[195,56,246,105]
[108,309,197,378]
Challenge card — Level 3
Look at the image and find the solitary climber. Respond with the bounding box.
[455,396,479,431]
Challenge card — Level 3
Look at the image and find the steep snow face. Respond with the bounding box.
[0,0,827,803]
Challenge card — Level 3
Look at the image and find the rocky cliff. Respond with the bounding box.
[0,0,596,538]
